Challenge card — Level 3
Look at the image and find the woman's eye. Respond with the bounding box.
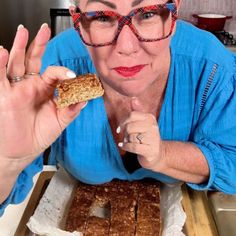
[94,16,111,22]
[141,12,156,20]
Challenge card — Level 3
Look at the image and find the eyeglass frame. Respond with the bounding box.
[71,1,178,47]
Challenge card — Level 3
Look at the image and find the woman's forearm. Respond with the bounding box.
[0,159,24,204]
[156,141,210,184]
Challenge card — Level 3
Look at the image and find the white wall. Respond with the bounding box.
[179,0,236,35]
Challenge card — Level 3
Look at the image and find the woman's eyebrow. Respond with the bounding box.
[86,0,146,9]
[86,0,117,9]
[131,0,144,7]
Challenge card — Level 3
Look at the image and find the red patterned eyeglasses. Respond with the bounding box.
[71,1,178,47]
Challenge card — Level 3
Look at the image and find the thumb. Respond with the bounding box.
[131,97,145,112]
[57,101,87,130]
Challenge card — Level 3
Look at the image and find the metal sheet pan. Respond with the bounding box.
[208,191,236,236]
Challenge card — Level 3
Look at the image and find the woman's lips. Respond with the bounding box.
[113,65,146,77]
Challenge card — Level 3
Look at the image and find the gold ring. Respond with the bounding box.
[25,72,39,76]
[136,133,144,144]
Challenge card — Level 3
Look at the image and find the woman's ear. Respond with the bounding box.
[69,5,76,16]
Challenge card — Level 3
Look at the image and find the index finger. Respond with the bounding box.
[25,23,51,74]
[116,111,148,134]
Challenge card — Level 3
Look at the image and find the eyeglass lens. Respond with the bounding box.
[79,6,173,45]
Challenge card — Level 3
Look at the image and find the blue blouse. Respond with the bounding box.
[1,20,236,216]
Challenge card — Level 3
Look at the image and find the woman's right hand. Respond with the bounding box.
[0,24,86,166]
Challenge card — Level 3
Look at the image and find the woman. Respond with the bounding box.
[1,0,236,216]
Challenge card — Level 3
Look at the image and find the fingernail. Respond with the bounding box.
[40,23,48,29]
[0,45,3,49]
[81,102,88,109]
[66,71,76,79]
[17,24,24,30]
[116,126,121,134]
[118,142,123,148]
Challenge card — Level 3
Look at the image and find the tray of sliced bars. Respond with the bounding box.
[26,168,186,236]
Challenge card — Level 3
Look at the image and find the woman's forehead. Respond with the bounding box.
[79,0,168,9]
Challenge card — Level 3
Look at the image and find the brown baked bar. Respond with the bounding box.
[136,201,161,236]
[65,184,96,233]
[57,73,104,108]
[138,180,161,202]
[65,179,161,235]
[95,184,111,204]
[85,216,110,236]
[109,198,136,235]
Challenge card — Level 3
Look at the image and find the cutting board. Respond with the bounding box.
[182,185,219,236]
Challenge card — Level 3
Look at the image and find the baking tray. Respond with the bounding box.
[15,171,182,236]
[207,191,236,236]
[14,171,55,236]
[14,172,216,236]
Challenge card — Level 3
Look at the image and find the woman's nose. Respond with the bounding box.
[115,25,140,56]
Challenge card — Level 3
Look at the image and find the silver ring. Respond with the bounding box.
[8,76,24,83]
[136,133,144,144]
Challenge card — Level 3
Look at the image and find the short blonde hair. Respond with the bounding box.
[70,0,78,6]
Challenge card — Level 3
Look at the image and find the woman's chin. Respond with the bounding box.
[117,86,145,97]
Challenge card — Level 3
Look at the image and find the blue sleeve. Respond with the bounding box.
[0,156,43,216]
[188,71,236,194]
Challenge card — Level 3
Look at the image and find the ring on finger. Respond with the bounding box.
[8,75,25,83]
[126,134,139,144]
[136,133,145,144]
[25,72,39,76]
[124,133,144,144]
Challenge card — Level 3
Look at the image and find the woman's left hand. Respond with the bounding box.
[117,98,165,171]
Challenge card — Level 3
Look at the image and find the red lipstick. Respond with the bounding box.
[113,65,146,77]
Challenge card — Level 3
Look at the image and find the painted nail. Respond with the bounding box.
[81,102,88,109]
[116,126,121,134]
[66,71,76,79]
[17,24,24,30]
[40,23,48,29]
[118,142,123,148]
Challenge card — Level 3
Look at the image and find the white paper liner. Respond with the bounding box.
[27,168,186,236]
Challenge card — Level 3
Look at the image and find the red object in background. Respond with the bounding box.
[193,14,232,32]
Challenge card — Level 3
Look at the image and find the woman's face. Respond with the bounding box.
[77,0,180,97]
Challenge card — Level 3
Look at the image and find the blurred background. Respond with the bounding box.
[0,0,72,50]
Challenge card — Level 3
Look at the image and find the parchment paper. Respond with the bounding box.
[27,168,186,236]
